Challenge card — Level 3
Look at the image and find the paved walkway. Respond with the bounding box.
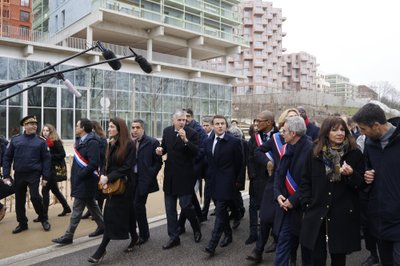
[0,193,370,266]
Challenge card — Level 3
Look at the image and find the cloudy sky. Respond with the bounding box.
[271,0,400,90]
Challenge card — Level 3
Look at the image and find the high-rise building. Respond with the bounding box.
[0,0,32,40]
[325,74,357,99]
[32,0,49,32]
[0,0,247,139]
[232,0,285,95]
[281,52,317,91]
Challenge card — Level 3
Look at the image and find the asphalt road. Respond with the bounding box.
[29,200,371,266]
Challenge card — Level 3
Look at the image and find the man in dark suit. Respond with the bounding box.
[297,106,320,141]
[273,116,312,265]
[204,115,244,256]
[156,110,201,249]
[131,119,162,246]
[52,118,104,245]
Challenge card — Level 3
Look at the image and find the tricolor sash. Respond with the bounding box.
[73,147,100,178]
[272,133,298,196]
[285,170,297,196]
[255,133,273,162]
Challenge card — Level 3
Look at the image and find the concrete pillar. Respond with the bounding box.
[187,47,192,67]
[147,39,152,61]
[86,26,93,46]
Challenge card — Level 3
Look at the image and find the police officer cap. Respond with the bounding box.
[20,115,38,126]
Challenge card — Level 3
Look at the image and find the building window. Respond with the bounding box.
[2,9,10,18]
[61,10,65,28]
[21,0,29,6]
[20,11,30,22]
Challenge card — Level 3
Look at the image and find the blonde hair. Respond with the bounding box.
[277,108,300,129]
[41,123,61,142]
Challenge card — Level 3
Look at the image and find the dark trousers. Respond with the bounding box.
[255,220,273,253]
[249,195,260,238]
[164,193,199,240]
[178,191,202,228]
[14,175,45,224]
[377,239,400,266]
[65,197,104,238]
[208,200,233,250]
[201,177,214,218]
[311,221,345,266]
[275,212,311,266]
[134,191,149,239]
[41,179,70,219]
[360,191,379,258]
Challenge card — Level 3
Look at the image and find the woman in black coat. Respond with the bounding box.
[299,117,365,266]
[40,124,71,220]
[88,118,136,263]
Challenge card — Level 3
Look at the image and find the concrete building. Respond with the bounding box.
[325,74,357,99]
[358,85,378,100]
[281,51,317,91]
[0,0,32,40]
[0,0,247,139]
[316,71,330,92]
[32,0,49,32]
[231,0,285,95]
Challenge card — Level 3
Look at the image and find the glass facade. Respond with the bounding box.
[0,57,231,139]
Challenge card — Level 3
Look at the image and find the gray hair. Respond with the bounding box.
[172,109,187,119]
[285,116,306,136]
[228,127,243,139]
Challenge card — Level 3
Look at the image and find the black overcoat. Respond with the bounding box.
[103,140,136,240]
[161,125,199,196]
[136,134,162,196]
[299,147,365,253]
[205,133,243,201]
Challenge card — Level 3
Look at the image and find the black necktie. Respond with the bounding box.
[213,137,221,156]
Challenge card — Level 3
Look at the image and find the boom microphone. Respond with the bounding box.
[128,47,152,74]
[97,41,121,71]
[64,79,82,98]
[135,55,153,74]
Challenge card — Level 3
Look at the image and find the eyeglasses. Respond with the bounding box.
[255,119,268,123]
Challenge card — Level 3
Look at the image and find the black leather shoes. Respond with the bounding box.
[89,227,104,237]
[246,249,262,263]
[12,224,28,234]
[137,237,149,245]
[204,246,215,256]
[52,235,73,245]
[232,219,240,230]
[220,235,232,247]
[88,251,106,263]
[162,238,180,250]
[41,220,51,231]
[58,208,72,217]
[194,231,202,243]
[245,235,257,245]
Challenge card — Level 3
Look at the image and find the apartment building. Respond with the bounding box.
[0,0,32,39]
[281,51,317,91]
[32,0,49,32]
[325,74,357,99]
[316,71,330,92]
[358,85,377,100]
[0,0,247,138]
[232,0,285,95]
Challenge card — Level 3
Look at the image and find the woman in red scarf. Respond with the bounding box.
[38,124,71,221]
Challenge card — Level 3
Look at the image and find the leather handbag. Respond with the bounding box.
[54,160,68,182]
[99,177,126,196]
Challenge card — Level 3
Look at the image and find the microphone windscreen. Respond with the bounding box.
[102,49,122,71]
[135,55,152,74]
[64,79,82,98]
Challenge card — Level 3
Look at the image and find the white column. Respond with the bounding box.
[147,39,153,61]
[187,47,192,67]
[86,26,93,46]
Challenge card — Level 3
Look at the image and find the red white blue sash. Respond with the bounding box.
[255,133,273,161]
[272,133,297,196]
[73,147,99,178]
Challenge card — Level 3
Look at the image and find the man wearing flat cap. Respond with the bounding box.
[3,115,52,233]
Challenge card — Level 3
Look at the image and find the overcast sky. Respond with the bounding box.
[271,0,400,90]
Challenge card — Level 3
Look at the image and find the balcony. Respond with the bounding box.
[254,7,264,15]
